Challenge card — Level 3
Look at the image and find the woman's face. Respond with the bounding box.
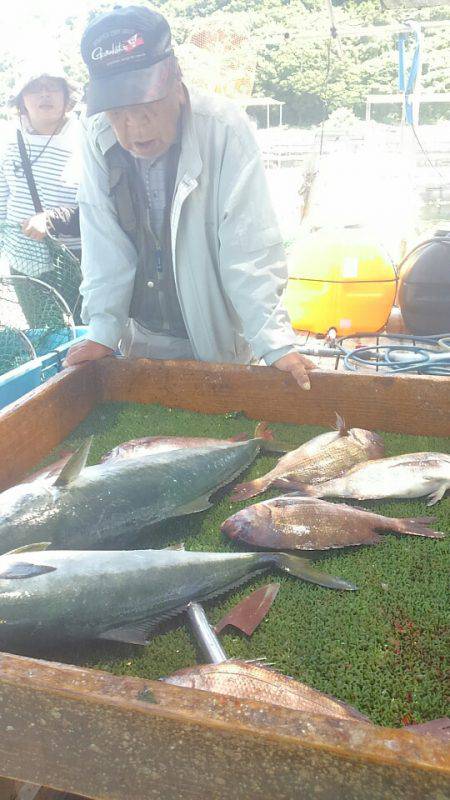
[21,77,67,132]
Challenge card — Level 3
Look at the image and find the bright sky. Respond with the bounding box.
[0,0,108,59]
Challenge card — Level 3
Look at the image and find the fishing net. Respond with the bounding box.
[0,275,75,366]
[0,323,36,376]
[177,14,257,99]
[0,222,82,323]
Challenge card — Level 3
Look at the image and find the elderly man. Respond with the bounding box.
[66,5,314,389]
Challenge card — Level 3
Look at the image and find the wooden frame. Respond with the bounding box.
[0,358,449,799]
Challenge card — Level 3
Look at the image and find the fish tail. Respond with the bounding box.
[230,477,270,502]
[393,516,445,539]
[272,478,320,495]
[271,553,357,591]
[254,422,293,454]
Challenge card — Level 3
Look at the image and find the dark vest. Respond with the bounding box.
[105,142,188,338]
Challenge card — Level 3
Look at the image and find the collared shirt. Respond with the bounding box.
[131,137,191,349]
[137,153,169,244]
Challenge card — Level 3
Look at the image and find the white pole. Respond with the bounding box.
[324,0,343,57]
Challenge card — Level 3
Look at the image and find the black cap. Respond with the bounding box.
[81,5,180,116]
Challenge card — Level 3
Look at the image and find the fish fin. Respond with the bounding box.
[98,624,151,646]
[230,478,270,502]
[54,436,93,487]
[175,494,213,515]
[273,553,357,591]
[0,561,56,580]
[334,413,347,436]
[254,421,274,441]
[3,542,51,556]
[394,517,444,539]
[426,482,448,507]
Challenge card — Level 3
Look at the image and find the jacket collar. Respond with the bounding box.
[177,87,202,182]
[91,85,202,182]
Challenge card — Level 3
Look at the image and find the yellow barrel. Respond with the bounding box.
[284,227,397,335]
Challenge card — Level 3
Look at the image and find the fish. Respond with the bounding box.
[23,424,283,482]
[295,453,450,506]
[100,422,285,462]
[0,547,357,646]
[0,427,282,555]
[221,496,444,550]
[163,659,369,723]
[230,415,385,502]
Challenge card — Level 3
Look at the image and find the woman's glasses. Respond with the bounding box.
[23,79,64,95]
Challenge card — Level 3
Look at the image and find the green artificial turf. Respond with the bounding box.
[33,402,449,727]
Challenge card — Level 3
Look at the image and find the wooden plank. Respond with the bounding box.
[97,357,450,437]
[0,363,100,492]
[0,653,448,800]
[0,778,16,800]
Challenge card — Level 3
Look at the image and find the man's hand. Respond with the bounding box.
[21,213,48,241]
[272,352,316,391]
[64,340,114,367]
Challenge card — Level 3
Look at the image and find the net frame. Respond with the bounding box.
[0,274,76,358]
[0,323,37,376]
[0,222,82,321]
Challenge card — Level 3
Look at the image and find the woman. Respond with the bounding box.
[0,58,81,319]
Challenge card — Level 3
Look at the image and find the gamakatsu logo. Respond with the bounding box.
[92,33,144,61]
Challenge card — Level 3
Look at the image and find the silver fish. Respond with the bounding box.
[299,453,450,506]
[0,430,275,555]
[0,547,357,647]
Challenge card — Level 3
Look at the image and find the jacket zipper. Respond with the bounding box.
[170,175,200,357]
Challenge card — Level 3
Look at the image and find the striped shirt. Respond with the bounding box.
[0,117,81,257]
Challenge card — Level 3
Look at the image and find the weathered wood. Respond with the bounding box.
[0,777,15,800]
[14,784,41,800]
[0,653,448,800]
[0,363,100,492]
[0,357,449,799]
[97,357,450,437]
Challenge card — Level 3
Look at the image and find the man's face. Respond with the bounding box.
[106,81,185,160]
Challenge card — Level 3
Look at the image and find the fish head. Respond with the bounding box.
[349,429,385,458]
[221,503,275,546]
[0,481,55,553]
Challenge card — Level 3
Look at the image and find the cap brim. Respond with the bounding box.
[85,58,177,116]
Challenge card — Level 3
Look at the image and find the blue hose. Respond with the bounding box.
[338,333,450,376]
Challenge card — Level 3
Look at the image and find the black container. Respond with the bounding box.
[398,232,450,335]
